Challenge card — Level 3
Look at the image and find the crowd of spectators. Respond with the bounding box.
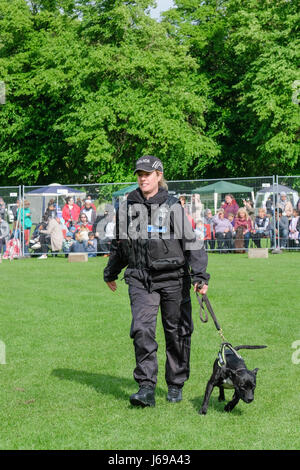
[0,191,300,258]
[179,192,300,252]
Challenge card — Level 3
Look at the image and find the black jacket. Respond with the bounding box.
[103,188,210,291]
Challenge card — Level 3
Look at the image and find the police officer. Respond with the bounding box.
[104,156,209,407]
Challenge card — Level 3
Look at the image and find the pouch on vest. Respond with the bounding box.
[147,238,186,271]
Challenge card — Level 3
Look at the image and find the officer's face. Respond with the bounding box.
[137,171,162,199]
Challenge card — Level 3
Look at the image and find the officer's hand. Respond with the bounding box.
[106,281,117,292]
[193,283,208,295]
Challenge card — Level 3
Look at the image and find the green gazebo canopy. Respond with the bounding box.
[112,183,138,197]
[192,180,253,194]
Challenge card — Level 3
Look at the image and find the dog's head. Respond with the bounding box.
[230,368,259,403]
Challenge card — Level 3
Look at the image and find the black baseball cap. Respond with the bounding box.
[134,155,164,174]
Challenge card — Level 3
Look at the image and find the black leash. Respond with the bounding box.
[196,293,226,342]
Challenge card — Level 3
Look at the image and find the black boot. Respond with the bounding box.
[130,386,155,407]
[167,386,182,403]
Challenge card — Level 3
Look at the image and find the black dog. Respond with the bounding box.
[199,344,266,415]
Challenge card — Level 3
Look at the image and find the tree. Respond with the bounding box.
[0,0,219,185]
[164,0,300,176]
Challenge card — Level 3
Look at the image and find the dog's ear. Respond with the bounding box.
[252,368,259,375]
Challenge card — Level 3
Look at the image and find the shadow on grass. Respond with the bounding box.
[191,394,242,416]
[52,369,166,402]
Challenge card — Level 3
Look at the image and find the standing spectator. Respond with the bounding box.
[62,196,81,228]
[80,199,97,225]
[234,208,253,250]
[212,208,233,253]
[86,196,97,211]
[221,194,239,219]
[18,200,32,249]
[0,214,10,254]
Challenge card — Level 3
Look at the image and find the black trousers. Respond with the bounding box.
[128,278,193,389]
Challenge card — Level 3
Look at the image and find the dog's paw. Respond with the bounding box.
[198,408,207,415]
[224,403,232,412]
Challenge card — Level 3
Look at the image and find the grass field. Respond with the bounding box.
[0,252,299,450]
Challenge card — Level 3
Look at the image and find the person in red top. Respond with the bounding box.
[234,207,253,249]
[221,194,239,219]
[74,213,93,232]
[62,197,81,228]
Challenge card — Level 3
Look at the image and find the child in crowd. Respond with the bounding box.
[62,231,74,256]
[86,231,97,257]
[227,212,235,227]
[234,207,252,250]
[288,209,300,246]
[252,208,270,248]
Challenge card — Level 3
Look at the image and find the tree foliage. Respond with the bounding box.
[164,0,300,176]
[0,0,299,185]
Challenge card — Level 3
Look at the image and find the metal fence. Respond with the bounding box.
[1,176,299,258]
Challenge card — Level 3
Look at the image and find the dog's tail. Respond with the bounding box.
[234,345,267,351]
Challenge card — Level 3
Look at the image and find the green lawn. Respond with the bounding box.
[0,252,299,450]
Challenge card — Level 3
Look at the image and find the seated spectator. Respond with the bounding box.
[62,196,81,228]
[227,212,235,227]
[266,196,274,216]
[276,192,293,217]
[288,209,300,247]
[191,193,202,225]
[62,231,75,256]
[44,202,57,221]
[0,197,6,219]
[203,209,215,250]
[75,213,93,241]
[251,208,270,248]
[270,208,289,249]
[179,195,195,229]
[234,208,253,250]
[243,198,255,222]
[86,231,97,257]
[99,215,115,256]
[0,214,10,254]
[221,194,239,219]
[212,208,233,253]
[38,217,64,259]
[71,231,86,253]
[80,199,97,225]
